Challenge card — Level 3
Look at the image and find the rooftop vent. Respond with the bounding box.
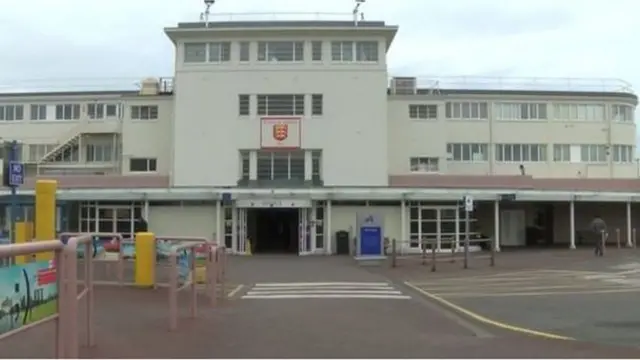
[390,77,416,95]
[139,78,160,96]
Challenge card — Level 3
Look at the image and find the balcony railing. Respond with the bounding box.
[199,12,354,23]
[0,76,174,94]
[390,75,634,94]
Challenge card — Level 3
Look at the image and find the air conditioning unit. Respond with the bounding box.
[390,77,417,95]
[139,77,160,96]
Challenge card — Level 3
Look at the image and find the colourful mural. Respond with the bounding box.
[0,260,58,335]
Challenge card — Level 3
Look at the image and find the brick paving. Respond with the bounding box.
[2,254,640,358]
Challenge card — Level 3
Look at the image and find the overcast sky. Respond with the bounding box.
[0,0,637,94]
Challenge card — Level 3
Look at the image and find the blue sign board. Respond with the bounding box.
[356,213,384,257]
[8,161,24,187]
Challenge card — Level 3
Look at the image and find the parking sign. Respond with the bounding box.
[8,161,24,187]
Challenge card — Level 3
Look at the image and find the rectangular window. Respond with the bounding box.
[208,42,231,62]
[54,104,80,120]
[445,102,488,120]
[494,144,548,162]
[129,158,157,172]
[30,104,46,120]
[580,144,608,163]
[184,43,207,63]
[311,150,322,180]
[409,104,438,119]
[553,144,571,162]
[87,103,105,119]
[409,157,439,172]
[446,143,489,162]
[256,150,306,180]
[257,94,305,116]
[554,104,606,121]
[106,104,118,117]
[85,143,113,162]
[311,94,323,116]
[495,103,547,120]
[257,41,304,62]
[130,105,158,120]
[239,41,250,62]
[238,95,250,116]
[612,105,634,122]
[355,41,379,62]
[0,105,24,121]
[311,41,323,61]
[331,41,379,62]
[331,41,353,62]
[28,144,56,162]
[239,150,250,180]
[613,145,634,163]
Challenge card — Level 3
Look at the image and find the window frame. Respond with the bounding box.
[130,105,159,120]
[494,144,548,163]
[311,94,323,116]
[311,41,323,62]
[54,104,81,121]
[330,41,379,63]
[238,95,250,116]
[446,143,489,162]
[445,102,489,120]
[256,94,305,116]
[409,157,439,173]
[408,104,438,120]
[257,41,304,62]
[129,157,158,172]
[30,104,47,121]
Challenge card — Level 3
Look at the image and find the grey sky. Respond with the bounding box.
[0,0,637,94]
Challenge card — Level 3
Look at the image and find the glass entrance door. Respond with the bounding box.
[298,208,313,255]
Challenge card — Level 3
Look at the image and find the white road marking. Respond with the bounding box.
[242,282,411,300]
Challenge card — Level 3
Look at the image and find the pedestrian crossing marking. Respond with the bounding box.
[242,281,411,300]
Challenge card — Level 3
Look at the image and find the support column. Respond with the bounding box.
[400,200,406,252]
[249,150,257,180]
[435,208,442,251]
[626,201,633,247]
[493,200,500,252]
[326,200,332,254]
[143,199,149,221]
[304,150,312,181]
[569,200,576,249]
[215,200,221,245]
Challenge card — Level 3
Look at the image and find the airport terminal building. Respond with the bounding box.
[0,15,637,255]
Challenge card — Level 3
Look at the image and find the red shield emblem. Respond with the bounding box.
[273,123,288,142]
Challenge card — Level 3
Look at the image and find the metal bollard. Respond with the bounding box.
[616,228,621,249]
[391,239,397,268]
[601,230,607,256]
[431,242,437,272]
[634,228,637,249]
[450,239,456,263]
[421,238,427,266]
[490,238,496,267]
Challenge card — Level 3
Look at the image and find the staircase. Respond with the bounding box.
[38,125,84,164]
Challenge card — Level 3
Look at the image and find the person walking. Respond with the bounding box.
[590,215,607,257]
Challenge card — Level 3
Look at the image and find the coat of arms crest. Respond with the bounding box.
[273,123,288,141]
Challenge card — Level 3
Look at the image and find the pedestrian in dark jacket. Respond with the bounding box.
[590,215,607,257]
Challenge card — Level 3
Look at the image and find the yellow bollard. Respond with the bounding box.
[35,180,57,261]
[135,232,156,287]
[14,222,29,264]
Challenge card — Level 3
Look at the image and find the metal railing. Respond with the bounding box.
[201,12,354,22]
[392,76,634,94]
[389,238,495,271]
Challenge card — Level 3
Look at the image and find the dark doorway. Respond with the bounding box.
[247,208,299,254]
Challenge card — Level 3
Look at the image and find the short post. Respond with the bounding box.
[601,230,607,256]
[430,241,436,272]
[390,239,397,268]
[421,237,427,266]
[490,238,495,267]
[634,228,637,248]
[464,211,470,269]
[616,228,621,249]
[450,238,456,263]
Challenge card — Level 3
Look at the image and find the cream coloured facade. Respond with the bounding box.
[0,19,638,256]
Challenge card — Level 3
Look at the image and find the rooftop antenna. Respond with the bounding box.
[200,0,216,26]
[353,0,365,26]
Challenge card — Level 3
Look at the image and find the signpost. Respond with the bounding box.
[463,195,473,269]
[2,141,23,254]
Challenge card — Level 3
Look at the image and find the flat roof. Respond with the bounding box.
[0,88,635,102]
[175,20,390,29]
